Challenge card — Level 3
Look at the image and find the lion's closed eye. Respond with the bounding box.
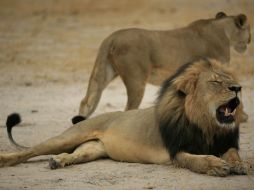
[209,80,223,84]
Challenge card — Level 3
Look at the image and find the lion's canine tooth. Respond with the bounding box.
[225,108,230,116]
[231,109,236,116]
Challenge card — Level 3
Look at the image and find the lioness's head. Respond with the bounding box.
[157,59,243,132]
[215,12,251,53]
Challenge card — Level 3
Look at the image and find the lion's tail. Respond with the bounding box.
[6,113,29,150]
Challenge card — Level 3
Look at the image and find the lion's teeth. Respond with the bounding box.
[231,109,236,116]
[225,108,230,116]
[225,108,236,116]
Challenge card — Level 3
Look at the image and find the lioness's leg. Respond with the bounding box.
[113,53,151,111]
[222,148,247,174]
[124,78,146,110]
[175,152,230,177]
[120,67,148,110]
[49,140,107,169]
[79,63,117,119]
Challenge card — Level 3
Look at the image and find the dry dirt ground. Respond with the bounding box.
[0,0,254,189]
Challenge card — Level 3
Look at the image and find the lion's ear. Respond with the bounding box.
[235,14,247,28]
[175,75,197,95]
[215,12,227,19]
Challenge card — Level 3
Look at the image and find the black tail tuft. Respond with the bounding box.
[6,113,21,132]
[72,115,86,124]
[5,113,28,149]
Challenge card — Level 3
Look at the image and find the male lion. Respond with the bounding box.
[1,59,248,177]
[75,12,251,123]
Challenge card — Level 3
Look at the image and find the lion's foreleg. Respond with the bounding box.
[174,152,230,177]
[49,140,107,169]
[221,148,247,174]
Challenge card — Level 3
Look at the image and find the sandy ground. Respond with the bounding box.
[0,0,254,189]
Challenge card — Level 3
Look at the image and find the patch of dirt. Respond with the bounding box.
[0,1,254,189]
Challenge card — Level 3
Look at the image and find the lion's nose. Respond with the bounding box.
[228,85,242,93]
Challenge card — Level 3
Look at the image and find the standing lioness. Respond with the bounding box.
[75,12,250,123]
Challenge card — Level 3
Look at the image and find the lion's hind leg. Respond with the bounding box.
[175,152,230,177]
[0,150,33,167]
[49,140,107,169]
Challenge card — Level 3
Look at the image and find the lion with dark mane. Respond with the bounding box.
[1,59,247,176]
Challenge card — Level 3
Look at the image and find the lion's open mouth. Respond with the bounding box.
[216,97,240,124]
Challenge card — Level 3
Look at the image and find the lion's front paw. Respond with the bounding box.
[206,156,230,177]
[230,161,248,175]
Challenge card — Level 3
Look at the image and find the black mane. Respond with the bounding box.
[159,112,239,159]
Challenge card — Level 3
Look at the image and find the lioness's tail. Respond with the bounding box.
[6,113,29,150]
[77,36,118,123]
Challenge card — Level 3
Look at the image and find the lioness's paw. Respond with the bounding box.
[230,161,248,175]
[49,158,63,170]
[206,156,230,177]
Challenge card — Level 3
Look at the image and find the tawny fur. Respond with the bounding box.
[0,59,248,177]
[78,12,251,119]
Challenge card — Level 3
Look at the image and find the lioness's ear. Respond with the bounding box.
[235,14,247,28]
[215,12,227,19]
